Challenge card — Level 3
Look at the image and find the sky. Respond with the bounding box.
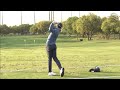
[0,11,120,26]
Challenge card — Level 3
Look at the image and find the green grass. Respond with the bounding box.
[0,35,120,79]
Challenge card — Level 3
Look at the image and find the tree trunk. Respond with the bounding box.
[89,33,91,40]
[76,33,78,40]
[119,33,120,40]
[87,34,90,41]
[108,34,110,40]
[106,33,110,40]
[114,33,115,39]
[106,34,108,40]
[68,34,71,37]
[82,33,85,38]
[87,32,90,41]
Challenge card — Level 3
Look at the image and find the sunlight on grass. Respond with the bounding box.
[0,35,120,79]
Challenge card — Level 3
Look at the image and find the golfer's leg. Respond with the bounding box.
[48,50,53,72]
[53,49,62,70]
[46,46,53,72]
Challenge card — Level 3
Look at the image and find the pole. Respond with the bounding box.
[53,11,54,21]
[51,11,52,21]
[34,11,35,24]
[79,11,80,17]
[21,11,22,25]
[71,11,72,17]
[0,11,1,25]
[49,11,50,21]
[2,11,3,25]
[61,11,62,22]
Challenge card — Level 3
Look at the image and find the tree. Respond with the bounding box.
[87,13,102,40]
[72,17,79,39]
[72,18,79,40]
[65,16,79,36]
[108,13,119,39]
[61,21,67,35]
[29,24,38,35]
[101,13,119,39]
[36,21,51,34]
[18,24,31,35]
[0,24,11,35]
[101,17,107,22]
[116,21,120,39]
[97,17,108,39]
[29,21,51,35]
[101,19,111,39]
[76,15,88,39]
[10,25,19,34]
[76,13,102,41]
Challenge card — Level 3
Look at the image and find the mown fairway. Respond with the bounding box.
[0,35,120,79]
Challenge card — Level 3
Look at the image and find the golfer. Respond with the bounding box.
[46,21,64,77]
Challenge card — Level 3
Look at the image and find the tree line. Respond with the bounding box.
[0,21,51,35]
[0,13,120,40]
[62,13,120,40]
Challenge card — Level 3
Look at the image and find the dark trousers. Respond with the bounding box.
[46,44,62,72]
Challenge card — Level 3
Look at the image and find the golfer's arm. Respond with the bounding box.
[48,22,55,32]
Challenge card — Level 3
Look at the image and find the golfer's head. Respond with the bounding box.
[57,23,62,29]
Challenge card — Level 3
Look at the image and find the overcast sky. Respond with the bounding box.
[0,11,120,26]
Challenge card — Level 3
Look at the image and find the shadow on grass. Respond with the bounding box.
[96,41,108,43]
[100,71,120,74]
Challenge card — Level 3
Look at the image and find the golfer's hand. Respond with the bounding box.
[52,21,58,24]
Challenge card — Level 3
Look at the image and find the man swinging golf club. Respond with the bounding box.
[46,21,64,77]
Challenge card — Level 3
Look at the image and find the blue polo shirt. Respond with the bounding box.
[46,22,61,46]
